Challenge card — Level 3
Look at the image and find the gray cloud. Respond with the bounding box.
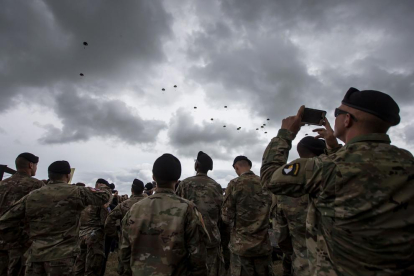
[185,0,414,120]
[0,0,172,111]
[0,127,6,135]
[36,88,166,144]
[168,108,267,162]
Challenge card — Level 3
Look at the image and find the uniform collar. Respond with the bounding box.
[47,180,68,185]
[346,133,391,146]
[15,171,32,178]
[132,194,147,198]
[240,170,254,176]
[154,188,175,195]
[196,172,208,176]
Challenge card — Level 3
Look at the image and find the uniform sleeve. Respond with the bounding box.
[266,157,336,198]
[0,195,28,243]
[260,129,296,188]
[176,180,185,198]
[78,186,111,209]
[221,181,236,225]
[185,205,207,276]
[120,211,132,276]
[105,204,123,237]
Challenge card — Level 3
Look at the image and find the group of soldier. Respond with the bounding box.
[0,86,413,276]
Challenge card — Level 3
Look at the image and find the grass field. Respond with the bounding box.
[104,250,283,276]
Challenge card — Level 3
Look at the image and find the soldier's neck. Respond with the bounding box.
[16,169,31,177]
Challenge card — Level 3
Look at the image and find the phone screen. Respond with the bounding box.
[302,108,326,126]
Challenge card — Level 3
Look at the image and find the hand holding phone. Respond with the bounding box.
[302,108,326,126]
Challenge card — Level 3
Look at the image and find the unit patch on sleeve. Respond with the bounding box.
[282,163,300,176]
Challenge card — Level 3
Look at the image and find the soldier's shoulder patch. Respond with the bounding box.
[282,163,300,176]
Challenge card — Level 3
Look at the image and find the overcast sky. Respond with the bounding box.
[1,0,413,194]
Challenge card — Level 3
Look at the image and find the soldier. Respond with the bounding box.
[121,153,207,275]
[74,178,113,276]
[144,182,154,196]
[222,156,273,276]
[261,87,414,275]
[177,151,225,276]
[0,160,111,276]
[104,179,147,275]
[275,137,326,276]
[0,152,44,276]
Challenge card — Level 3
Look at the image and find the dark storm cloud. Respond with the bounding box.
[37,89,166,144]
[0,0,172,111]
[186,0,414,120]
[168,108,268,161]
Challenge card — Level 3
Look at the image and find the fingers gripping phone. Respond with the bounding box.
[302,108,326,126]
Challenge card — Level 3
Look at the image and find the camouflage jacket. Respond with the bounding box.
[79,205,109,237]
[104,193,147,237]
[261,129,414,276]
[0,172,44,250]
[0,181,111,262]
[120,188,207,276]
[222,170,272,257]
[177,173,223,248]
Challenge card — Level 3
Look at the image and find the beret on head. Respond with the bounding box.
[132,179,144,189]
[48,161,71,174]
[197,151,213,171]
[96,178,109,185]
[152,153,182,181]
[18,152,39,163]
[233,156,252,168]
[145,182,153,190]
[96,178,110,188]
[298,137,326,156]
[342,87,400,126]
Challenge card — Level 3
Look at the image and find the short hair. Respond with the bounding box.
[359,116,391,133]
[154,178,175,188]
[48,172,66,181]
[15,156,30,170]
[297,143,317,158]
[235,160,251,168]
[196,161,209,174]
[132,183,144,194]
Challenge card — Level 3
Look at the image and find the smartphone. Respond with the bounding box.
[302,108,326,126]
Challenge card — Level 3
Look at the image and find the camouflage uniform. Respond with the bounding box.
[120,188,207,276]
[104,193,147,275]
[269,195,293,276]
[0,172,44,276]
[74,204,109,276]
[261,129,414,275]
[177,172,225,276]
[222,171,273,276]
[276,195,308,276]
[0,180,111,276]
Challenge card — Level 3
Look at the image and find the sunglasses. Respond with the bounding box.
[334,108,358,121]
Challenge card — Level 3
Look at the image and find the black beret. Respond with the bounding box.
[48,161,71,174]
[132,179,144,189]
[145,182,153,190]
[342,87,400,126]
[197,151,213,171]
[152,153,181,181]
[96,178,109,186]
[17,152,39,163]
[298,137,326,156]
[233,156,252,168]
